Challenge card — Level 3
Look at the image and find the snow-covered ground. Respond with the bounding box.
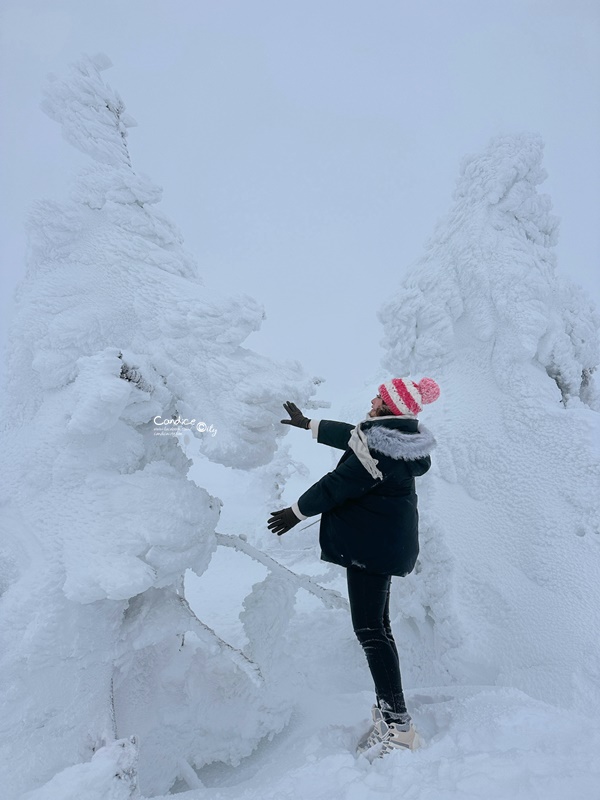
[181,542,600,800]
[23,540,600,799]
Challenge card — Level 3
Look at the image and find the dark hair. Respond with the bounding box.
[375,403,395,417]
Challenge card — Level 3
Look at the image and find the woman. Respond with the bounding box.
[267,377,439,757]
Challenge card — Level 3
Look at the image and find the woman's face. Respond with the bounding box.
[369,394,384,417]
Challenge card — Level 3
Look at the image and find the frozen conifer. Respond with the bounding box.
[380,133,600,714]
[0,55,316,796]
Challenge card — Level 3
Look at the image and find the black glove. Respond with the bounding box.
[281,401,310,430]
[267,507,301,536]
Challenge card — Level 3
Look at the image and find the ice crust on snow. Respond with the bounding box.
[0,55,317,798]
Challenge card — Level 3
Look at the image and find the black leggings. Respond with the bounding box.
[346,566,408,721]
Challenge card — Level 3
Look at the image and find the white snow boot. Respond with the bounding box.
[356,705,386,754]
[377,718,421,757]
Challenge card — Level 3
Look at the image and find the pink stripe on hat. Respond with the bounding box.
[394,379,421,416]
[379,383,402,415]
[378,377,440,417]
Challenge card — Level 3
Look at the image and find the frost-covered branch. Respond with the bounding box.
[215,533,348,611]
[118,352,154,394]
[176,593,264,686]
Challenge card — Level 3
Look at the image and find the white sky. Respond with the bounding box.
[1,0,599,402]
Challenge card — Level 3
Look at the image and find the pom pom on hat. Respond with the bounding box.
[416,377,440,405]
[378,377,440,417]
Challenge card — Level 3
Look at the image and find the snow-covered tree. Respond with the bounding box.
[379,133,600,714]
[0,54,320,797]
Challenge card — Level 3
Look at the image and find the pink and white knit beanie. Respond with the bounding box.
[378,377,440,417]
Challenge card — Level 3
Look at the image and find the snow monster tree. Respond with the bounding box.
[379,133,600,717]
[0,55,317,797]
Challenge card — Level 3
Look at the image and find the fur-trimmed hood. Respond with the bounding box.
[365,423,436,461]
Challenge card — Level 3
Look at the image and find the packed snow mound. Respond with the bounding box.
[0,55,319,798]
[19,738,140,800]
[378,132,600,716]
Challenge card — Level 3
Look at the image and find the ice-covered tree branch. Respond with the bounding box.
[215,532,348,611]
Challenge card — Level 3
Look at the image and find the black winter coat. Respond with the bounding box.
[297,416,435,577]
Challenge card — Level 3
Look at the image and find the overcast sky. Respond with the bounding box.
[1,0,599,404]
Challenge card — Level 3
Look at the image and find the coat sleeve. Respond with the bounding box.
[296,452,382,517]
[316,420,356,450]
